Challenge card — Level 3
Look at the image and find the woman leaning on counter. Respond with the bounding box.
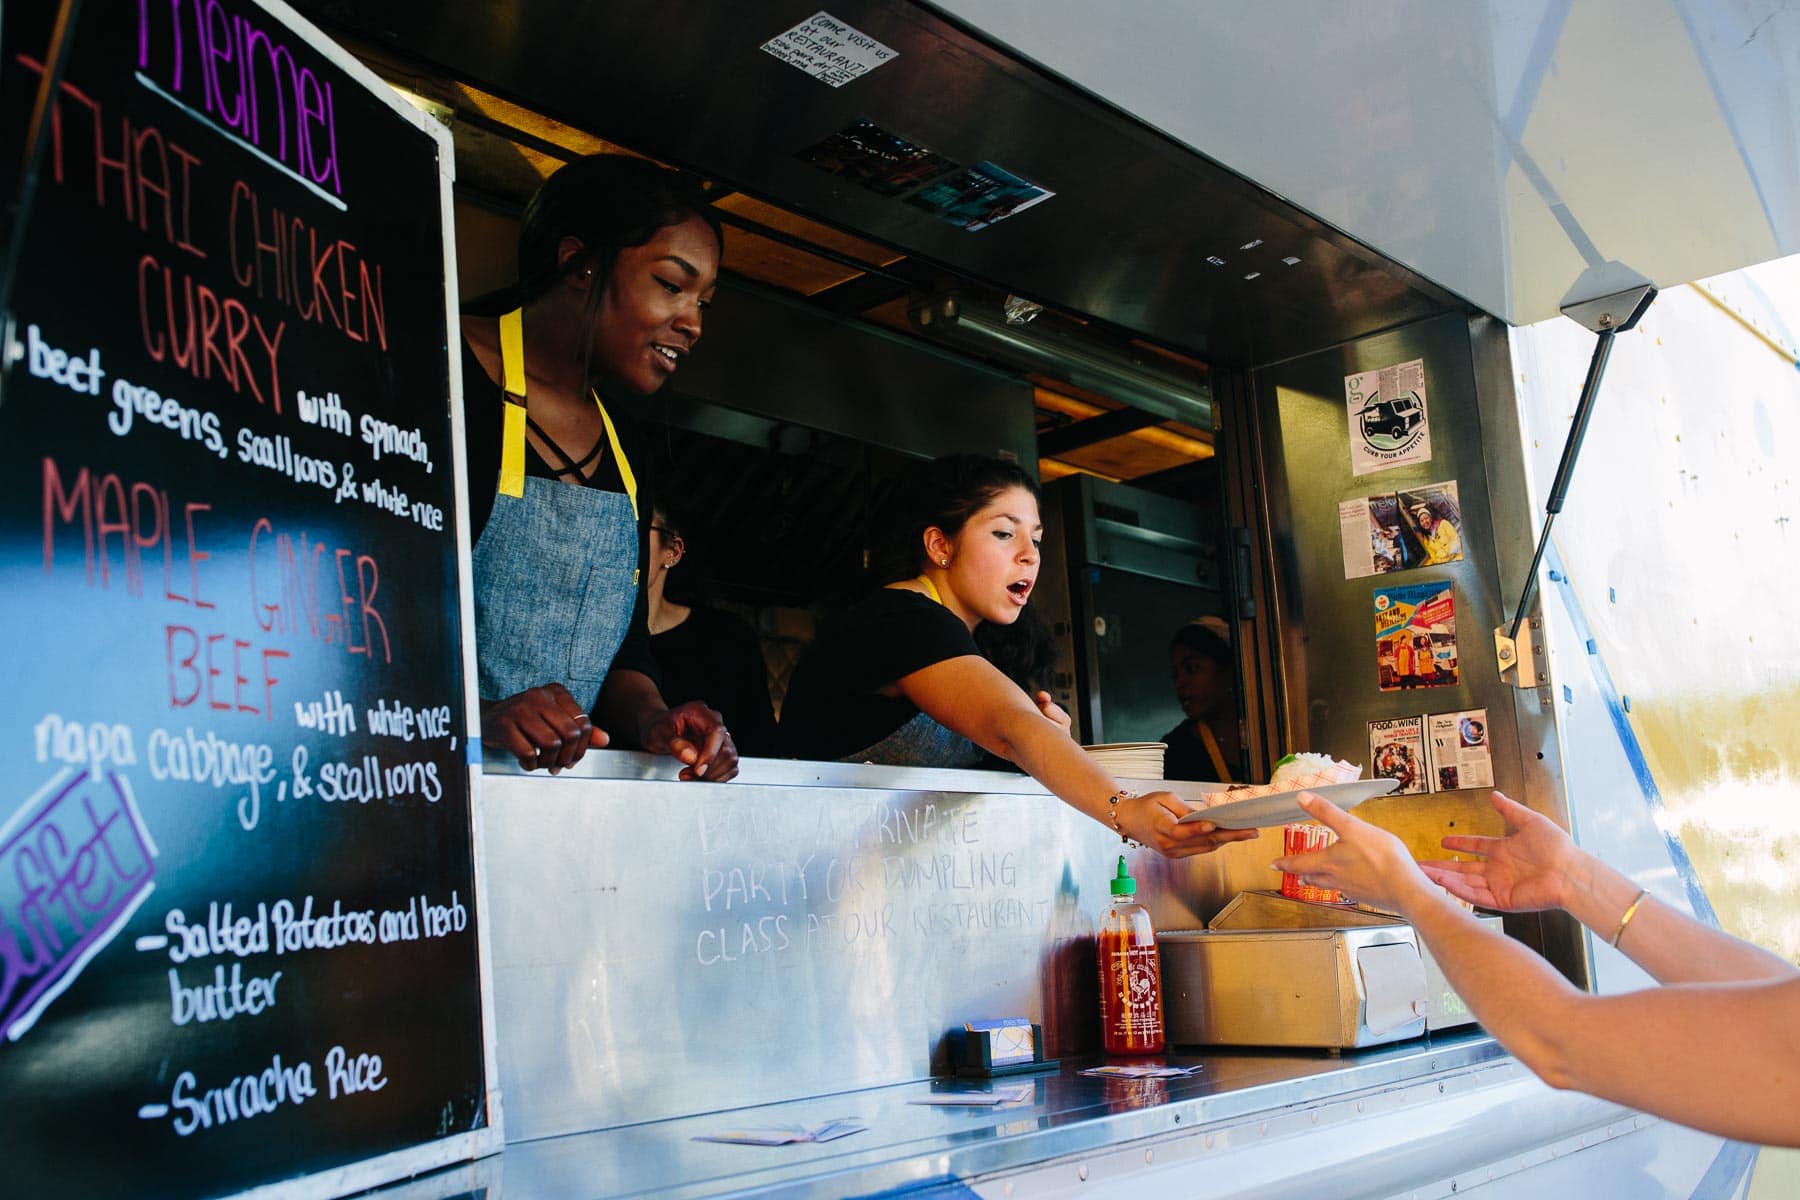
[778,455,1256,857]
[460,154,736,780]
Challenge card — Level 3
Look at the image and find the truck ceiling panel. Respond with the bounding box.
[296,1,1465,366]
[930,0,1800,326]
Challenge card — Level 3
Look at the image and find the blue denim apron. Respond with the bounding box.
[841,577,983,769]
[471,309,640,708]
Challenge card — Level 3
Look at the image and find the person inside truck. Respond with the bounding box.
[461,154,737,780]
[1275,791,1800,1147]
[777,454,1258,858]
[1161,617,1242,783]
[645,502,778,757]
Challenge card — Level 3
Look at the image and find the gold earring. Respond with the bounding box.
[940,558,949,567]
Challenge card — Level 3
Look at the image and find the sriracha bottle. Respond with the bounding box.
[1097,856,1165,1056]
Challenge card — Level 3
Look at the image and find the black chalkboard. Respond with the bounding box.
[0,2,488,1195]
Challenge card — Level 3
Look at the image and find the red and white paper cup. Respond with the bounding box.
[1280,823,1341,903]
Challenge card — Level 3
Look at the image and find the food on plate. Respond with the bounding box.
[1268,753,1362,791]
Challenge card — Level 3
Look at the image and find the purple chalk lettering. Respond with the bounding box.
[0,772,157,1040]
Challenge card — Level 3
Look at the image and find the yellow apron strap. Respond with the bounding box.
[495,307,636,523]
[1197,721,1235,784]
[591,392,638,522]
[496,309,528,498]
[913,573,944,606]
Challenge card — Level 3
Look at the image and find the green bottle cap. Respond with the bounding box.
[1110,855,1136,896]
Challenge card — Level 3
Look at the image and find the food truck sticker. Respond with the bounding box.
[1346,358,1433,475]
[761,12,898,88]
[906,160,1056,232]
[1373,582,1459,691]
[796,119,960,196]
[1367,716,1428,795]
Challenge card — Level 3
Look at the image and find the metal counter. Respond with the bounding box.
[370,1030,1732,1199]
[416,755,1731,1199]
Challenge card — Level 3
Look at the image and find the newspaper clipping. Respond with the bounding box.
[1339,480,1463,578]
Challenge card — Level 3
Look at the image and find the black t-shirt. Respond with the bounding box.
[460,337,659,692]
[651,607,778,757]
[1162,718,1229,783]
[777,588,982,761]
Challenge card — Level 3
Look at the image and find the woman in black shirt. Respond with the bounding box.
[779,455,1255,859]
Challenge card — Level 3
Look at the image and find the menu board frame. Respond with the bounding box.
[0,0,501,1194]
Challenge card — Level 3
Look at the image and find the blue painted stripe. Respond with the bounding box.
[1689,1139,1759,1200]
[844,1176,979,1200]
[1545,542,1718,926]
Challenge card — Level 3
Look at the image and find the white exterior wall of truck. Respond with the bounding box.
[1511,257,1800,1198]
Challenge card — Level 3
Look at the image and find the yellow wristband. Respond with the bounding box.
[1609,888,1649,948]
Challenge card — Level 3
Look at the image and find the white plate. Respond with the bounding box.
[1175,778,1401,829]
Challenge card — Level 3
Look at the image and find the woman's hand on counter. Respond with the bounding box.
[1126,792,1261,858]
[1032,691,1075,737]
[641,700,740,782]
[482,685,608,772]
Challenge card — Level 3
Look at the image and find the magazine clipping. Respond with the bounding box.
[1368,716,1428,795]
[1374,582,1459,692]
[1429,708,1495,792]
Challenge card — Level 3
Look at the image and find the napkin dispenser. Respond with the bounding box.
[1161,890,1477,1050]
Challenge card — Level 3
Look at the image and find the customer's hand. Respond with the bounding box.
[483,684,608,772]
[1123,793,1261,859]
[641,700,740,782]
[1420,791,1580,913]
[1271,792,1431,912]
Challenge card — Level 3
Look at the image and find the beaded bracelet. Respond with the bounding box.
[1610,888,1649,948]
[1106,789,1136,844]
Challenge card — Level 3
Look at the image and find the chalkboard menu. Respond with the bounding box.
[0,2,489,1196]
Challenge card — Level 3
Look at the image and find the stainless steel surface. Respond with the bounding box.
[1208,891,1494,1033]
[643,276,1040,467]
[932,0,1800,326]
[297,0,1462,366]
[483,1034,1521,1199]
[479,753,1247,1141]
[1258,312,1518,780]
[354,1031,1738,1199]
[1161,924,1427,1049]
[1209,889,1397,931]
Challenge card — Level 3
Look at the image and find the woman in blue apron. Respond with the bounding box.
[460,155,736,779]
[778,455,1255,858]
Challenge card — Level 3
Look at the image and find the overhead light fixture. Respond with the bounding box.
[907,294,1212,430]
